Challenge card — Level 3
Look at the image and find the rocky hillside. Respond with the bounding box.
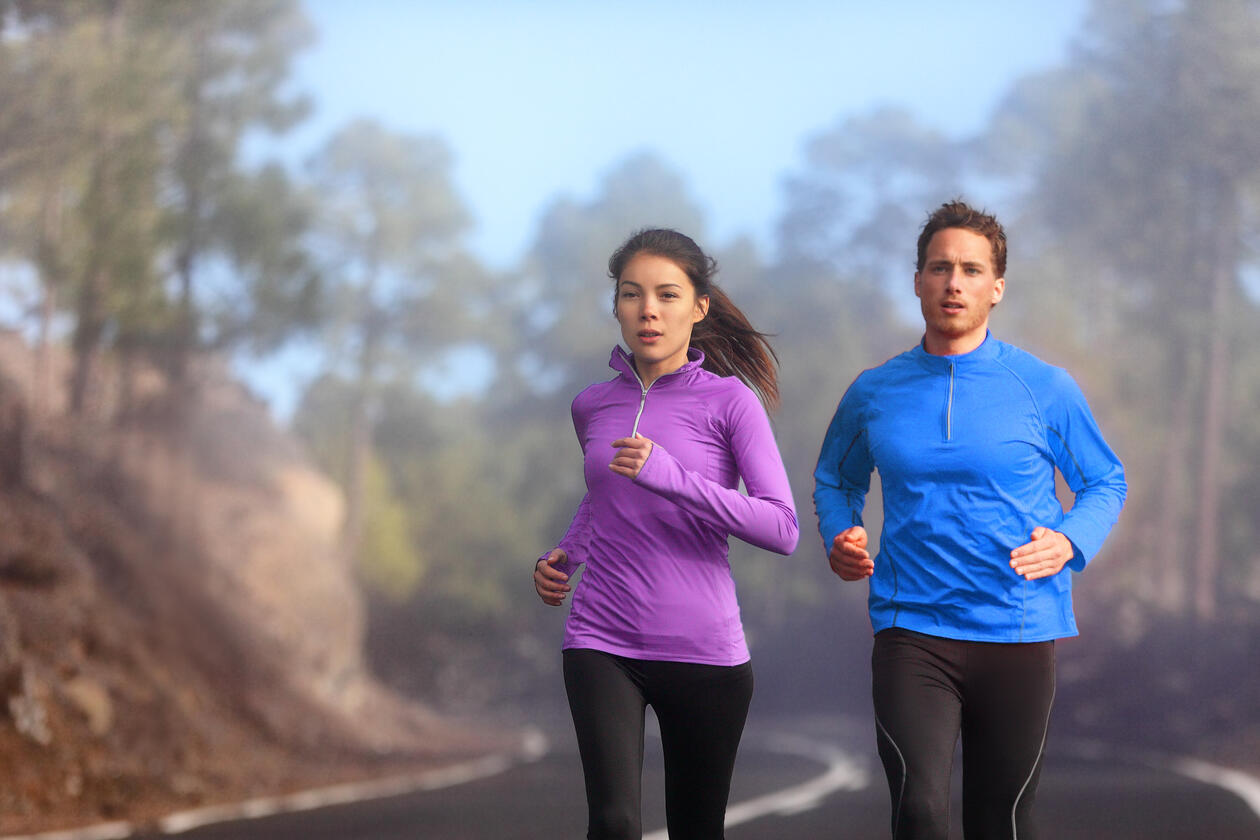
[0,333,509,835]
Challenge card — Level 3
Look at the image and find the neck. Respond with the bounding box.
[922,327,988,356]
[633,352,689,389]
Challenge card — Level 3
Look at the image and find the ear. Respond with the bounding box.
[693,295,710,323]
[913,271,923,298]
[991,276,1006,305]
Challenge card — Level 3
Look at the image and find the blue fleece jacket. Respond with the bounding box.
[813,333,1126,642]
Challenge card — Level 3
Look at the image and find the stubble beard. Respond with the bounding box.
[922,299,991,340]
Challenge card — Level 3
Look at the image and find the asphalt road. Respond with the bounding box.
[131,715,1260,840]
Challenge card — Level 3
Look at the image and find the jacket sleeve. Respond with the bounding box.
[812,378,874,554]
[539,393,596,576]
[633,385,798,555]
[1045,370,1127,571]
[542,492,590,577]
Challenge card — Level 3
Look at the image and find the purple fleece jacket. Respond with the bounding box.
[548,346,799,666]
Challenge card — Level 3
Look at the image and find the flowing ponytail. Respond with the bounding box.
[608,228,780,412]
[689,285,780,412]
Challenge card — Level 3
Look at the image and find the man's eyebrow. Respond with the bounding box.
[927,258,986,267]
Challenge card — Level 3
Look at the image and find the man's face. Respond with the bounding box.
[914,227,1005,354]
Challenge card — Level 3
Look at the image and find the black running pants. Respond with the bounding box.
[563,648,754,840]
[871,628,1056,840]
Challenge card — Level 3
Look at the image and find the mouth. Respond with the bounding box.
[940,300,965,314]
[638,330,662,342]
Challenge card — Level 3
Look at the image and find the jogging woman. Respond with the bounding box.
[533,228,799,839]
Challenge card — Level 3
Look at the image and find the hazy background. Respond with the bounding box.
[243,0,1091,414]
[0,0,1257,829]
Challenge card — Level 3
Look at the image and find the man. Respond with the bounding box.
[813,200,1126,839]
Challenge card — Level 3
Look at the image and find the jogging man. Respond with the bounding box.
[813,200,1126,839]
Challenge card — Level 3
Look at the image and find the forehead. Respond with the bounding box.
[618,252,691,286]
[924,227,994,267]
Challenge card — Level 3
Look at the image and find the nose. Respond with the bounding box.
[640,295,658,319]
[944,266,963,291]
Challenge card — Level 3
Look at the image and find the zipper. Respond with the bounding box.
[946,362,955,442]
[623,352,686,437]
[631,378,649,437]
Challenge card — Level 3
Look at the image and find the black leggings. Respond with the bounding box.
[871,628,1056,840]
[562,648,754,840]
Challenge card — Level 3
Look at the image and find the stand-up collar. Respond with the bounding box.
[609,345,706,386]
[911,330,1000,372]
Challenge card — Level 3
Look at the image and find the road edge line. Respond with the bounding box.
[1058,737,1260,820]
[642,731,869,840]
[0,728,548,840]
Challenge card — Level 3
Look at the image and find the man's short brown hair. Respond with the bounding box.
[916,200,1007,277]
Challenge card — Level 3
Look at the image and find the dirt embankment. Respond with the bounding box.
[0,333,512,836]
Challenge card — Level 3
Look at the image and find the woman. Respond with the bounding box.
[533,228,799,839]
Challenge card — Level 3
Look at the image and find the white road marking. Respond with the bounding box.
[0,729,548,840]
[0,825,134,840]
[1170,757,1260,819]
[1061,737,1260,822]
[643,732,869,840]
[158,728,548,834]
[7,728,1256,838]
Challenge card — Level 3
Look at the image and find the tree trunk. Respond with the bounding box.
[1151,359,1192,614]
[1149,235,1199,615]
[1192,172,1235,622]
[33,177,65,421]
[69,268,107,417]
[342,308,382,566]
[171,22,211,389]
[69,1,125,418]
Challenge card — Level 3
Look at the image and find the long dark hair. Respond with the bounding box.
[608,228,780,412]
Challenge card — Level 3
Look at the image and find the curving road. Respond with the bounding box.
[121,715,1259,840]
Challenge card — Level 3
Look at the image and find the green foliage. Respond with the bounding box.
[375,389,564,627]
[302,119,479,577]
[356,452,425,603]
[4,0,1258,712]
[292,373,356,488]
[154,0,315,362]
[513,152,709,398]
[994,0,1260,619]
[209,164,322,353]
[0,0,316,408]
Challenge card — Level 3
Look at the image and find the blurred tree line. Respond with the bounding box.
[1,0,1257,735]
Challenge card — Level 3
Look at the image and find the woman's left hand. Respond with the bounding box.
[609,434,653,480]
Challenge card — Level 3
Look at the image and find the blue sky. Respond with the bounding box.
[243,1,1090,417]
[282,0,1089,267]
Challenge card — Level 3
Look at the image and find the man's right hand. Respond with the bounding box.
[828,526,872,581]
[534,548,571,606]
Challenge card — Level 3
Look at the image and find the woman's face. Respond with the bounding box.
[614,253,709,384]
